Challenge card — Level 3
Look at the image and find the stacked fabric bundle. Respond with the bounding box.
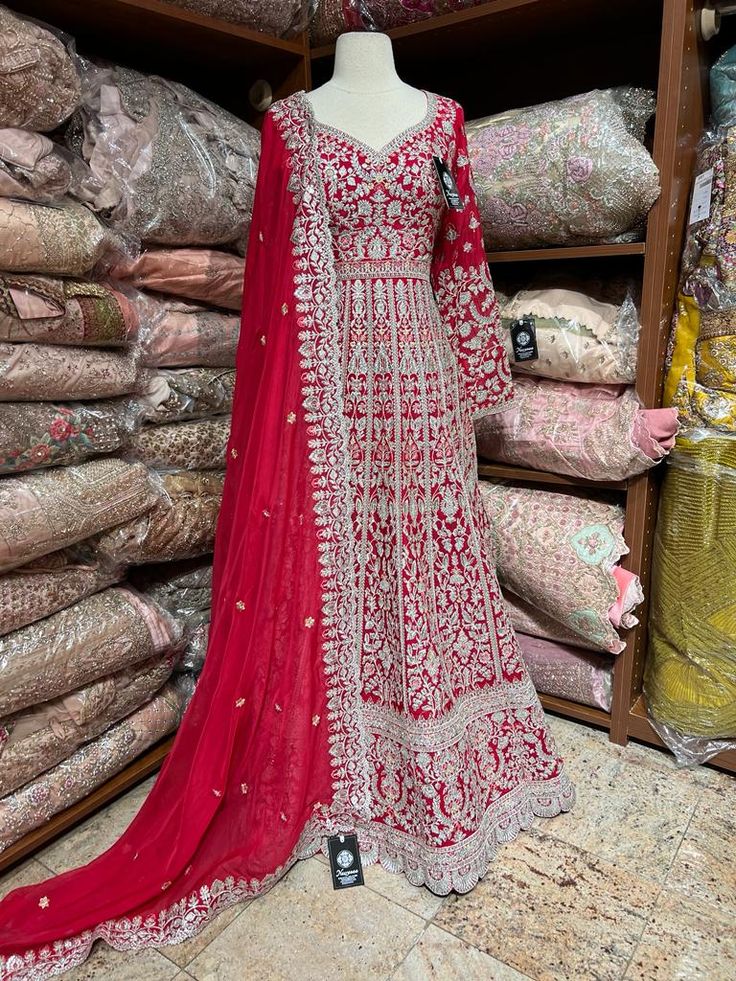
[160,1,313,36]
[311,1,485,44]
[0,6,257,849]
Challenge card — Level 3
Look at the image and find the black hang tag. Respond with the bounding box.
[432,156,463,210]
[327,833,364,890]
[510,316,539,363]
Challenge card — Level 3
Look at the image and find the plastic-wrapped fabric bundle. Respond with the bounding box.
[0,586,179,717]
[162,1,315,36]
[137,367,235,424]
[69,63,260,252]
[0,400,140,474]
[669,301,736,432]
[475,378,677,481]
[0,342,140,401]
[711,44,736,128]
[177,620,209,673]
[466,88,660,250]
[0,548,121,638]
[478,481,643,654]
[0,458,158,573]
[92,470,225,565]
[111,248,243,311]
[0,680,188,852]
[500,288,640,384]
[311,1,485,43]
[516,633,613,712]
[0,130,73,202]
[139,296,239,368]
[645,431,736,763]
[126,417,230,471]
[0,5,81,132]
[0,197,121,277]
[0,651,176,796]
[0,274,138,346]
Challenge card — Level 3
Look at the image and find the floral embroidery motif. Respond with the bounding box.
[235,698,245,708]
[240,783,248,795]
[259,334,266,345]
[286,412,296,424]
[304,616,315,628]
[230,447,238,459]
[212,789,221,798]
[312,714,321,726]
[281,302,289,314]
[235,600,245,611]
[38,896,49,910]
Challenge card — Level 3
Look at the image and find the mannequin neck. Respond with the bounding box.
[330,32,402,93]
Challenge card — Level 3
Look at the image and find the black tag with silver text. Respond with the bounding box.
[433,156,463,210]
[510,316,539,363]
[327,833,364,890]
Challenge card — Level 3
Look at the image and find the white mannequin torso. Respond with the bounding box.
[306,33,427,151]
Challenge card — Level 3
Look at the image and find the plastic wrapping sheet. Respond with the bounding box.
[92,470,225,566]
[177,620,209,673]
[0,197,127,278]
[0,548,122,638]
[311,0,371,44]
[0,130,76,202]
[516,633,613,712]
[0,585,180,717]
[0,651,175,796]
[137,367,235,424]
[645,431,736,763]
[162,1,316,36]
[69,62,260,251]
[0,274,139,347]
[0,341,140,402]
[111,248,243,311]
[500,288,640,384]
[125,416,230,471]
[0,681,186,853]
[466,88,659,250]
[311,1,488,43]
[0,5,81,132]
[0,458,159,573]
[479,481,643,654]
[712,44,736,129]
[0,399,142,475]
[131,558,212,625]
[475,379,677,481]
[139,295,239,368]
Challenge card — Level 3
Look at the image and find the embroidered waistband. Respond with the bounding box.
[334,260,431,283]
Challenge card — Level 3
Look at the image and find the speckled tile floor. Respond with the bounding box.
[2,716,734,981]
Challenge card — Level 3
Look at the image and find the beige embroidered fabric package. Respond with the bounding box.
[161,1,314,36]
[0,5,81,132]
[0,129,73,202]
[0,458,159,573]
[0,342,140,401]
[92,470,225,566]
[0,586,180,717]
[126,417,230,471]
[0,651,176,796]
[139,295,240,368]
[0,680,188,852]
[0,273,139,346]
[0,548,122,638]
[137,367,236,424]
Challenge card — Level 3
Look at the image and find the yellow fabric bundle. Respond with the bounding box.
[646,432,736,737]
[664,292,699,409]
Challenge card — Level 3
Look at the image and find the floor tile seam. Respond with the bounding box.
[384,918,431,980]
[658,802,698,894]
[156,902,252,972]
[427,921,537,980]
[619,875,667,980]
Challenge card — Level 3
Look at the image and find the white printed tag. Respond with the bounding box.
[689,168,713,225]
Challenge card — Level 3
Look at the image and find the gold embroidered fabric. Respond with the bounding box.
[0,548,120,638]
[0,6,80,132]
[0,586,178,717]
[0,197,117,277]
[140,295,239,368]
[161,1,311,36]
[0,273,138,346]
[137,367,235,424]
[69,63,259,251]
[0,399,138,474]
[0,342,139,401]
[127,417,230,470]
[92,470,224,565]
[0,458,158,573]
[0,129,71,202]
[0,652,176,796]
[0,681,187,852]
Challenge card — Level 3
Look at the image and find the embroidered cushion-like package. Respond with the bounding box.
[516,633,613,711]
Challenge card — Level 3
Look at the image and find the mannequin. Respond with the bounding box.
[306,32,427,150]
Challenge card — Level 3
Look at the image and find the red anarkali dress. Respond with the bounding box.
[0,90,573,979]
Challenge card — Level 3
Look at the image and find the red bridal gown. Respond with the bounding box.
[0,90,573,979]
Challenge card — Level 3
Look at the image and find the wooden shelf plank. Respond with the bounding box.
[0,736,173,874]
[478,461,628,493]
[540,693,612,728]
[628,697,736,774]
[487,243,646,263]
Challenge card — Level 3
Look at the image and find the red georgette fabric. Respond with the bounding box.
[0,91,572,979]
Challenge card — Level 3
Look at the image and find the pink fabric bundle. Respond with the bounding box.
[111,249,243,311]
[0,129,71,201]
[479,481,643,654]
[475,378,678,481]
[140,295,239,368]
[516,632,613,711]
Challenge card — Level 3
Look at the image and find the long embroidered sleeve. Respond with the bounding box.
[431,106,513,419]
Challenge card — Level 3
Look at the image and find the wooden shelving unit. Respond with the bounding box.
[487,243,647,264]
